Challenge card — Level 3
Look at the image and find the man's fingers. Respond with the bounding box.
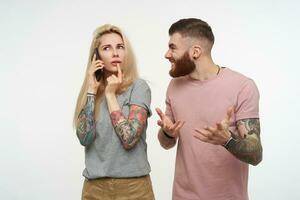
[166,121,179,136]
[193,131,209,142]
[195,128,211,138]
[170,121,180,130]
[155,108,165,120]
[178,121,185,129]
[173,121,185,135]
[173,121,184,131]
[205,126,217,132]
[226,107,234,121]
[216,123,223,131]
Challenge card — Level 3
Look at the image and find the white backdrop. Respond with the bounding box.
[1,0,299,199]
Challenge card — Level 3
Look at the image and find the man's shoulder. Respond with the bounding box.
[224,68,259,95]
[224,67,250,79]
[223,67,255,85]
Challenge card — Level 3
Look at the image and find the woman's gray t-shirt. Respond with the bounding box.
[82,78,152,179]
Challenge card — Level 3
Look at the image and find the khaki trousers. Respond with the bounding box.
[81,175,155,200]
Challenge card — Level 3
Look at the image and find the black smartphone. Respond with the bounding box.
[92,48,103,81]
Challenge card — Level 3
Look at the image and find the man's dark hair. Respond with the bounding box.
[169,18,214,45]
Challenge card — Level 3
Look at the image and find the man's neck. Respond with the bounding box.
[189,57,220,81]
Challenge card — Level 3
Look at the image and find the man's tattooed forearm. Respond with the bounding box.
[227,118,263,165]
[76,96,96,146]
[237,118,261,137]
[110,105,147,150]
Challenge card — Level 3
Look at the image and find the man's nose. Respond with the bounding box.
[165,50,171,59]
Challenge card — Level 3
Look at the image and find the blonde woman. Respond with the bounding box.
[74,24,155,200]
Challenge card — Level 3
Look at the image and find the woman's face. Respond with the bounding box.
[98,33,125,73]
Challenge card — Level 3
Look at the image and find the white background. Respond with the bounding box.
[1,0,299,199]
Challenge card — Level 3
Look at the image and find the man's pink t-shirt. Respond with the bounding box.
[165,68,260,200]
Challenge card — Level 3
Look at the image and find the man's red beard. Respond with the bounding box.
[169,51,196,78]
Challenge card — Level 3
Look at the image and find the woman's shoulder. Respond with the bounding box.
[132,78,151,90]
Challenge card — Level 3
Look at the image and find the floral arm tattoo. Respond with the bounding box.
[76,95,96,146]
[110,104,148,150]
[227,118,263,165]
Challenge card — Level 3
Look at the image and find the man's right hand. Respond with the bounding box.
[155,108,185,138]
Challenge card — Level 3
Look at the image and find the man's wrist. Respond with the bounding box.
[223,131,237,149]
[162,129,175,139]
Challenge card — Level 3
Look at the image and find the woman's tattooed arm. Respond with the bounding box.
[227,118,263,165]
[76,95,96,146]
[110,104,148,150]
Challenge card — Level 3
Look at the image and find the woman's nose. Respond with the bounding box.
[112,48,119,57]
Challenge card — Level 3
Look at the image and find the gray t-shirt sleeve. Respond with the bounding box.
[129,79,152,117]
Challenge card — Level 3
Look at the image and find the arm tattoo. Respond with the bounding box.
[227,118,263,165]
[76,95,96,146]
[110,105,148,150]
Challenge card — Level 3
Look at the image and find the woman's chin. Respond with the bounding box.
[104,67,118,73]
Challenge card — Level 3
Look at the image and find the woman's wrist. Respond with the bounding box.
[105,92,117,104]
[87,92,96,96]
[87,88,97,95]
[105,91,116,97]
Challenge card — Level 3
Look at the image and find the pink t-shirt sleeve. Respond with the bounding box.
[235,79,260,121]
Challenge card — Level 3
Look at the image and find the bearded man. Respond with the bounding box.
[156,18,263,200]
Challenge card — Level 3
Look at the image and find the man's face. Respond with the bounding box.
[165,33,195,78]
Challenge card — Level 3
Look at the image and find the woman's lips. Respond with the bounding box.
[111,61,121,66]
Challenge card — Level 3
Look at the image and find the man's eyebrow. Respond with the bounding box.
[169,43,176,48]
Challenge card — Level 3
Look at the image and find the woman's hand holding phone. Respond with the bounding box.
[87,54,104,94]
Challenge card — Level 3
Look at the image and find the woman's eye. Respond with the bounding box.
[103,47,110,51]
[117,45,125,49]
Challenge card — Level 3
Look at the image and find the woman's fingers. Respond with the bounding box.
[117,64,122,82]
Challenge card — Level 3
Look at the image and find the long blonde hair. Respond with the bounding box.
[73,24,138,128]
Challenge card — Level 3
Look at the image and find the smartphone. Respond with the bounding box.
[92,48,103,81]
